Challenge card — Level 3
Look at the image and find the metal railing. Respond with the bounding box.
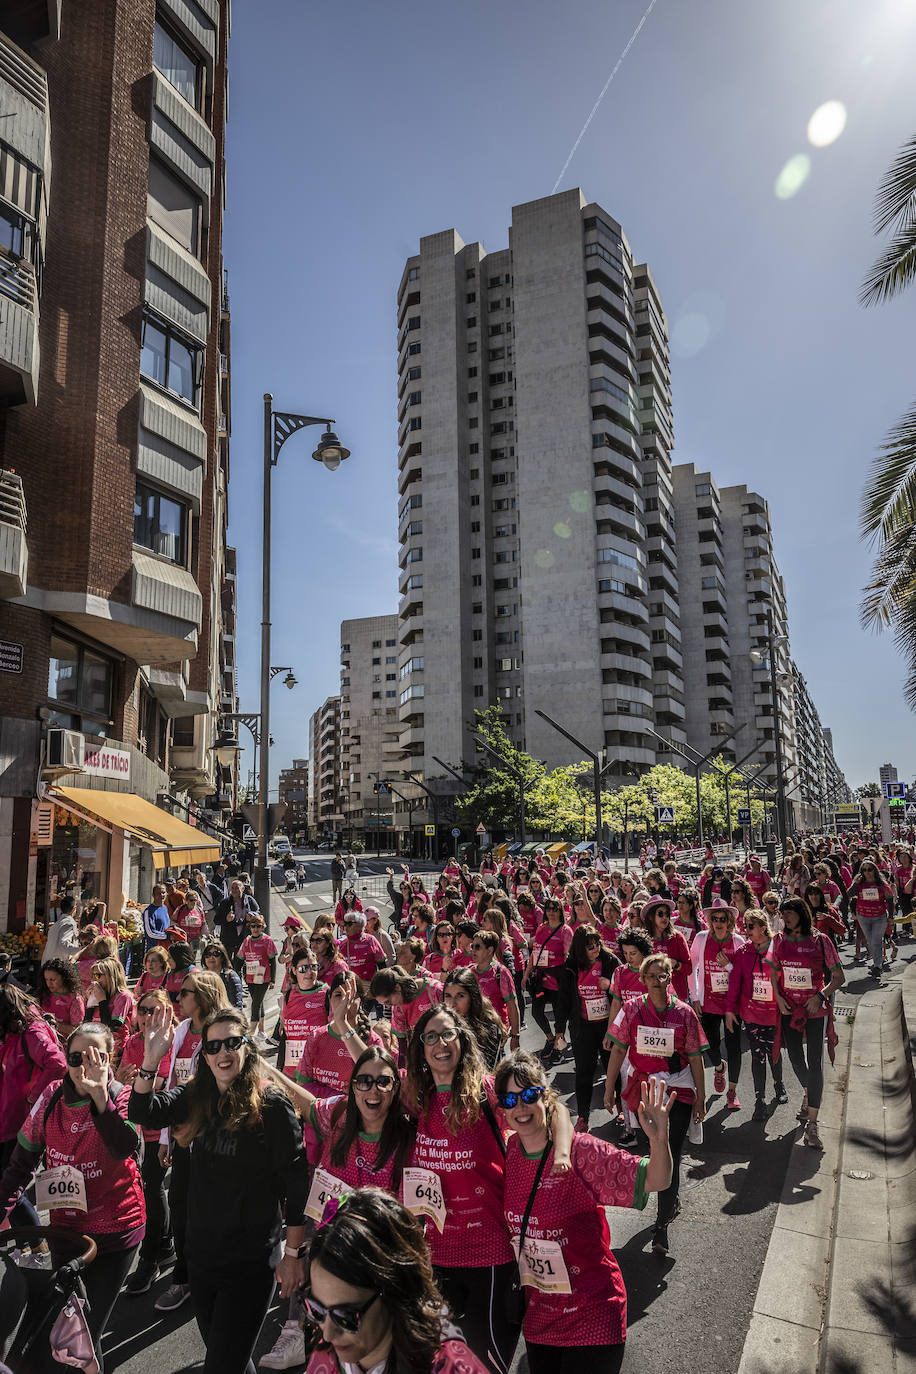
[0,243,35,310]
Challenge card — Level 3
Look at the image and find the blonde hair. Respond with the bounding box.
[182,969,230,1020]
[91,956,127,995]
[90,934,119,962]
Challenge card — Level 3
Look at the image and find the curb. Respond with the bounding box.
[738,970,916,1374]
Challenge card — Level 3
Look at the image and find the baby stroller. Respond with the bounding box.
[0,1226,97,1374]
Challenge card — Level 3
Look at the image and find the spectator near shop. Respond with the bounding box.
[40,895,81,964]
[142,886,170,953]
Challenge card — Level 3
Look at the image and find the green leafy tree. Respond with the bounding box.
[855,782,881,799]
[859,134,916,706]
[529,762,595,837]
[454,706,545,835]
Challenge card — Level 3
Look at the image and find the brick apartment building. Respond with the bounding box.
[0,0,236,931]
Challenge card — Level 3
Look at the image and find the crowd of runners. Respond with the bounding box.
[0,829,911,1373]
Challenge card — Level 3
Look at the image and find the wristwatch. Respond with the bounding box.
[137,1067,157,1080]
[342,1027,358,1040]
[284,1243,306,1258]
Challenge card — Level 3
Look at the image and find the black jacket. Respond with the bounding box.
[701,877,732,909]
[554,948,620,1038]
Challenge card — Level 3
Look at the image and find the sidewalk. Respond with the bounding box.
[739,964,916,1373]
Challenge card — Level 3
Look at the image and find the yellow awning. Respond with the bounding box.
[52,787,221,868]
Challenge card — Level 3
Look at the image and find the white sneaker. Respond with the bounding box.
[154,1281,191,1311]
[259,1323,306,1369]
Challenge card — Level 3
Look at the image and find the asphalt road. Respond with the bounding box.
[96,865,916,1374]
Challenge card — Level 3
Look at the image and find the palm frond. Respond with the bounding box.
[860,529,916,629]
[859,402,916,540]
[872,133,916,235]
[860,210,916,306]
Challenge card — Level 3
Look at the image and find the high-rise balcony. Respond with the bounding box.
[0,468,27,598]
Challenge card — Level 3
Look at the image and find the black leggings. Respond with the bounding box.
[657,1098,692,1228]
[530,990,559,1041]
[248,982,268,1022]
[571,1020,610,1121]
[781,1014,826,1110]
[526,1341,625,1374]
[435,1260,520,1374]
[514,969,526,1026]
[189,1260,275,1374]
[701,1011,742,1084]
[745,1022,784,1100]
[168,1143,190,1284]
[139,1139,171,1262]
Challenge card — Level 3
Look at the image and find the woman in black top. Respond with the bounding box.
[200,940,246,1009]
[130,1005,307,1374]
[555,925,620,1132]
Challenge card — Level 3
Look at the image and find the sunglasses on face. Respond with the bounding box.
[303,1292,379,1334]
[202,1035,248,1056]
[296,963,318,974]
[711,917,728,924]
[420,1026,459,1046]
[137,1005,157,1016]
[497,1084,547,1110]
[353,1072,396,1092]
[67,1050,107,1068]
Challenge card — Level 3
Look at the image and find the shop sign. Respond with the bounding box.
[83,741,131,780]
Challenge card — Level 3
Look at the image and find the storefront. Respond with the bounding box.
[39,786,221,924]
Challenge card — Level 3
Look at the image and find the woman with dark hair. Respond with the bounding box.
[501,1051,672,1371]
[166,941,196,1004]
[39,955,85,1039]
[201,939,246,1009]
[555,925,619,1133]
[333,888,363,929]
[848,858,896,977]
[422,922,458,981]
[442,966,506,1069]
[369,964,443,1055]
[294,972,381,1099]
[303,1187,489,1374]
[522,896,573,1065]
[310,928,349,983]
[673,889,705,945]
[689,902,746,1109]
[469,929,521,1046]
[279,947,330,1077]
[385,867,413,928]
[803,883,846,940]
[767,898,844,1150]
[0,983,67,1227]
[640,897,692,1001]
[130,1004,307,1374]
[1,1020,143,1369]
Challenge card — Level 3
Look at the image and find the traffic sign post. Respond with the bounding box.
[884,781,906,799]
[737,808,751,826]
[655,805,674,825]
[451,827,461,838]
[424,824,436,837]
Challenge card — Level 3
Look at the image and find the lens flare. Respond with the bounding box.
[534,548,555,570]
[807,101,847,148]
[672,313,711,359]
[553,522,572,539]
[569,490,590,513]
[774,154,811,200]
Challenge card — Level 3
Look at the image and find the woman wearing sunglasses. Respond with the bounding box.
[724,909,787,1122]
[303,1187,489,1374]
[201,939,246,1009]
[0,1021,144,1368]
[501,1052,672,1373]
[130,1004,307,1374]
[766,898,844,1150]
[310,928,349,984]
[116,988,175,1295]
[639,897,691,1001]
[688,900,746,1109]
[672,889,705,946]
[522,897,573,1065]
[279,947,330,1077]
[848,858,896,978]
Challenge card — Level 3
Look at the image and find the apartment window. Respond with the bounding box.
[140,311,201,406]
[372,691,381,700]
[472,629,482,641]
[372,640,381,647]
[469,468,480,480]
[472,602,483,614]
[490,372,506,386]
[468,417,478,429]
[489,324,504,336]
[399,684,425,705]
[466,268,476,280]
[408,417,421,431]
[407,317,420,330]
[467,317,477,328]
[470,494,480,506]
[488,275,501,287]
[492,397,505,409]
[598,578,626,594]
[471,574,482,586]
[405,574,423,590]
[153,18,202,107]
[386,655,397,664]
[408,520,423,535]
[472,656,484,670]
[489,347,505,361]
[597,547,640,572]
[496,605,512,617]
[147,158,200,255]
[474,686,484,698]
[695,482,711,496]
[406,548,422,562]
[386,673,396,681]
[468,391,478,403]
[468,367,478,378]
[470,521,481,533]
[407,366,421,381]
[407,343,421,356]
[386,638,396,646]
[466,292,476,303]
[408,267,420,281]
[494,523,516,537]
[134,480,188,564]
[469,443,479,455]
[373,675,381,683]
[372,657,381,665]
[407,391,421,406]
[468,342,477,353]
[492,422,507,435]
[471,548,481,559]
[385,690,396,698]
[47,633,114,738]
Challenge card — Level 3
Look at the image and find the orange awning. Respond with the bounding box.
[52,787,221,868]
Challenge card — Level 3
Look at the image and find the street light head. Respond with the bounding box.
[749,649,766,668]
[212,727,241,768]
[312,427,350,472]
[284,671,297,690]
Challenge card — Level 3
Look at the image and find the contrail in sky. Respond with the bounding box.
[551,0,661,195]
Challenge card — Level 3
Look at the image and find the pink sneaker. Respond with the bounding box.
[713,1067,726,1093]
[726,1088,740,1110]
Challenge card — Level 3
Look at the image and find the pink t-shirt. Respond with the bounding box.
[744,868,771,898]
[696,933,744,1014]
[504,1132,646,1346]
[18,1081,143,1238]
[607,995,707,1099]
[295,1027,382,1098]
[309,1095,406,1194]
[475,962,516,1028]
[609,964,644,1006]
[392,978,443,1044]
[119,1033,168,1141]
[651,931,692,1001]
[529,922,573,992]
[518,904,543,938]
[577,961,611,1021]
[41,991,85,1030]
[421,952,451,980]
[340,933,385,983]
[163,1025,202,1089]
[726,944,778,1026]
[409,1075,512,1268]
[134,971,167,1001]
[767,933,840,1016]
[853,880,893,919]
[283,984,329,1033]
[306,1339,489,1374]
[239,934,277,984]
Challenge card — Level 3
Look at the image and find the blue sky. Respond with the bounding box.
[223,0,916,794]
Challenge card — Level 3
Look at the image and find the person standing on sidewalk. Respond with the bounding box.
[331,853,345,905]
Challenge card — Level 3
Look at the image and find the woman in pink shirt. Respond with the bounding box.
[689,903,746,1109]
[39,957,85,1040]
[522,898,573,1064]
[725,909,786,1120]
[848,859,895,978]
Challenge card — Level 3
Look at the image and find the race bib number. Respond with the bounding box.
[584,994,611,1022]
[752,975,773,1003]
[186,914,202,933]
[784,966,812,991]
[402,1167,446,1234]
[635,1025,675,1057]
[514,1236,572,1294]
[861,887,879,903]
[174,1056,194,1085]
[36,1165,87,1213]
[246,959,265,985]
[305,1167,350,1223]
[709,967,729,994]
[284,1040,306,1071]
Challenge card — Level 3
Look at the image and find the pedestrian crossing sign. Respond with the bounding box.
[655,805,675,823]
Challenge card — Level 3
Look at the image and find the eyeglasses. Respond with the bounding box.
[136,1005,157,1016]
[471,942,487,951]
[497,1084,547,1110]
[419,1026,459,1046]
[295,963,318,974]
[711,917,728,924]
[202,1035,248,1056]
[353,1073,396,1092]
[303,1292,379,1334]
[66,1049,107,1068]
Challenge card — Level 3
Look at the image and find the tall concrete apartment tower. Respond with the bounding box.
[0,1,234,929]
[339,614,401,846]
[395,190,685,798]
[308,697,341,845]
[672,465,799,809]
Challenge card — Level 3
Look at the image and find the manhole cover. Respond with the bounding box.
[846,1170,874,1180]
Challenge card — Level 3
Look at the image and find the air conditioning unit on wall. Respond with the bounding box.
[45,729,85,776]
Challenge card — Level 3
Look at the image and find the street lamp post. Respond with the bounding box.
[256,395,350,918]
[719,742,762,848]
[403,771,441,859]
[533,708,604,856]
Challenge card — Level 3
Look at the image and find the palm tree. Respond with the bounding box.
[859,133,916,706]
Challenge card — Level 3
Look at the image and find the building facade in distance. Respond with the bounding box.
[308,696,341,845]
[339,614,401,848]
[879,763,898,789]
[0,0,233,929]
[278,758,308,844]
